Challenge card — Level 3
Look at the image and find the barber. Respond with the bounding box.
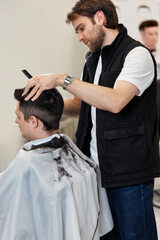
[23,1,159,239]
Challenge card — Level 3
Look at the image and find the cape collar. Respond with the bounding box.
[22,134,61,151]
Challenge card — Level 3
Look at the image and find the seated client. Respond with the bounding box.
[0,87,113,240]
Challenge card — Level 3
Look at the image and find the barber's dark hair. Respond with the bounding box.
[14,88,64,132]
[139,20,158,31]
[66,0,118,29]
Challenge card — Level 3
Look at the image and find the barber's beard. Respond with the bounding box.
[89,28,105,53]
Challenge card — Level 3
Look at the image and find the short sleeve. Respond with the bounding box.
[116,46,154,96]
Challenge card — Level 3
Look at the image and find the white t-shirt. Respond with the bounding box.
[90,46,154,165]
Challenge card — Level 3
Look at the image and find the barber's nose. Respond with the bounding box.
[78,33,84,42]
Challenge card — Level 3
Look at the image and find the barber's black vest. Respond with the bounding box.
[76,24,160,188]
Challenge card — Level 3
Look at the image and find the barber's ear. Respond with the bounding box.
[28,116,39,128]
[94,11,106,26]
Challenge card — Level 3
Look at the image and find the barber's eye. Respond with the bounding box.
[79,26,84,32]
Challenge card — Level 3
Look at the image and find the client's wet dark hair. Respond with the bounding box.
[14,88,64,132]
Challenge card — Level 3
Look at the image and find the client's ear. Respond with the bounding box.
[28,116,39,128]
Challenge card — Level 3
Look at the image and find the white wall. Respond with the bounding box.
[0,0,87,171]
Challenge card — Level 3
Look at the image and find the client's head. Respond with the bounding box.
[14,88,64,141]
[139,20,159,51]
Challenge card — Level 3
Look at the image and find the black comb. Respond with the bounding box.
[22,70,33,79]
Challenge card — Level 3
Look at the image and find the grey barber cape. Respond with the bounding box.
[0,134,113,240]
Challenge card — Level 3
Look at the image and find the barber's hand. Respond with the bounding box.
[22,73,65,101]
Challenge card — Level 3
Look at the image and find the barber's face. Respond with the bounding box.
[15,102,31,140]
[72,15,105,52]
[141,26,158,50]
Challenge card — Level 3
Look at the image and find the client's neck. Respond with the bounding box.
[28,129,59,141]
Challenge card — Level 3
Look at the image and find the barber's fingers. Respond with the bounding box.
[25,84,42,101]
[22,73,58,101]
[30,88,44,101]
[22,76,38,95]
[22,74,43,100]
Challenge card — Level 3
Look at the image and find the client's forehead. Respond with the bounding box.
[15,102,23,115]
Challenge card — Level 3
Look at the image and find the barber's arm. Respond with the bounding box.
[23,73,138,114]
[61,77,139,113]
